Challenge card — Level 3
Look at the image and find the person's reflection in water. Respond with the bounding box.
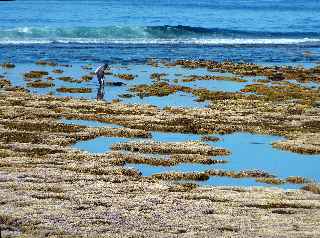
[96,84,105,100]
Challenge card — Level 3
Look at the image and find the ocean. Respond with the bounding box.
[2,2,320,235]
[1,0,320,64]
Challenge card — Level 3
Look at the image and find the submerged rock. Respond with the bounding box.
[58,76,81,83]
[24,71,49,79]
[36,60,58,66]
[52,69,64,74]
[56,87,92,93]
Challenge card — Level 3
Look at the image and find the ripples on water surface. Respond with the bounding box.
[1,0,320,64]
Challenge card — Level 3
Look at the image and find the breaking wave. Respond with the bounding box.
[0,25,319,45]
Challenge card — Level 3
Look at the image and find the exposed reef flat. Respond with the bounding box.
[56,87,92,93]
[272,133,320,154]
[0,60,320,236]
[111,141,230,156]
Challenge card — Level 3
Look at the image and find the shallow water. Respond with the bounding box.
[2,0,320,188]
[66,117,320,188]
[123,92,208,109]
[2,59,319,188]
[0,62,248,108]
[73,136,129,154]
[179,78,250,92]
[127,132,320,188]
[4,62,318,110]
[152,131,202,142]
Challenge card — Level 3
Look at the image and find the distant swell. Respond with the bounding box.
[0,25,320,45]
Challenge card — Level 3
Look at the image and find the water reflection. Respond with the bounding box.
[96,84,104,100]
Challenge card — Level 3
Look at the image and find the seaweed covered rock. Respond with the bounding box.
[112,140,230,156]
[36,60,58,66]
[114,74,136,80]
[52,69,64,74]
[24,71,49,79]
[268,73,285,81]
[56,87,92,93]
[0,78,11,88]
[26,80,55,88]
[58,76,81,83]
[80,75,93,82]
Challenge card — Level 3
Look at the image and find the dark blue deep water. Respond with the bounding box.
[1,0,320,64]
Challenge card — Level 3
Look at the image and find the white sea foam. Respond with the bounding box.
[0,25,319,45]
[0,38,319,45]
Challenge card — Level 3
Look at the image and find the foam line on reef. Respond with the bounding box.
[0,38,319,45]
[0,25,319,45]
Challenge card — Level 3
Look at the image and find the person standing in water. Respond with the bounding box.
[95,63,109,86]
[95,63,109,100]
